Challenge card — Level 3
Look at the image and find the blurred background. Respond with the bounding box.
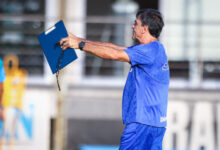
[0,0,220,150]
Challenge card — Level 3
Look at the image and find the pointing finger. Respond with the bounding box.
[61,41,70,50]
[60,37,68,45]
[62,44,69,50]
[62,41,69,48]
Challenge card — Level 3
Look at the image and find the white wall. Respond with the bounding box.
[161,0,220,61]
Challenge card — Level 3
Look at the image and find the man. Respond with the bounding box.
[0,58,6,121]
[61,8,169,150]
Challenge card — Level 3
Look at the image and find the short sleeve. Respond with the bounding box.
[0,59,6,82]
[124,43,158,66]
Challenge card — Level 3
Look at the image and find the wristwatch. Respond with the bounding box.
[79,41,85,50]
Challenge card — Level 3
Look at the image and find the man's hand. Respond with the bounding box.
[60,32,81,50]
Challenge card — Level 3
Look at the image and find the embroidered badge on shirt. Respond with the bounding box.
[162,63,169,71]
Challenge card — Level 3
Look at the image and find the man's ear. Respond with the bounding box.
[142,25,148,34]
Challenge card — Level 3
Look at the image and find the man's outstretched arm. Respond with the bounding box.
[60,32,130,62]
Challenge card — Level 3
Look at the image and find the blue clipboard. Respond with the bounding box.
[38,20,78,74]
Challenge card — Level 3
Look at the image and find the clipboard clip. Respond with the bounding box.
[45,26,56,35]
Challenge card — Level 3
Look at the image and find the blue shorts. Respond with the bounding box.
[119,123,166,150]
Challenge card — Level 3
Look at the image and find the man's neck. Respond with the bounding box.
[139,35,157,44]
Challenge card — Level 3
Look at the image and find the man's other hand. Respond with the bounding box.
[60,32,81,50]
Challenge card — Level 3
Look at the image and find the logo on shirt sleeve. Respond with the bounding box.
[162,63,169,71]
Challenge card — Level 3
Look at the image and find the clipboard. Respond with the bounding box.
[38,20,78,74]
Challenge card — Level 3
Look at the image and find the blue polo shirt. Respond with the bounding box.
[0,58,6,83]
[122,41,170,127]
